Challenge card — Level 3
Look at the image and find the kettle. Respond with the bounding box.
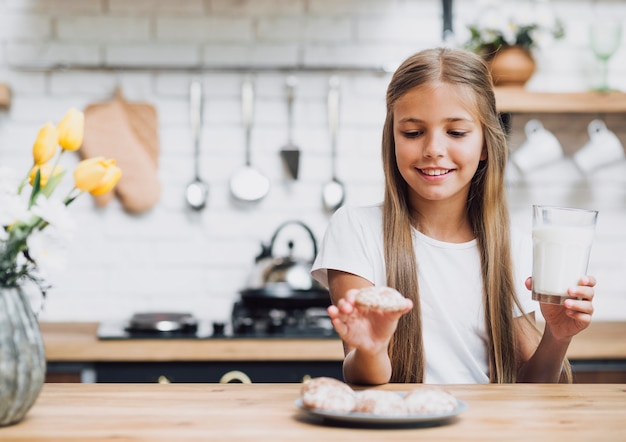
[248,220,322,290]
[241,220,329,309]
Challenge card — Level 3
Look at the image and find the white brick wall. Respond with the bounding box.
[0,0,625,323]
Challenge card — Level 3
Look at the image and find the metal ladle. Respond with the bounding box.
[322,76,345,212]
[229,77,270,203]
[185,80,209,210]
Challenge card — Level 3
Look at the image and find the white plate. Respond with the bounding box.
[295,396,467,427]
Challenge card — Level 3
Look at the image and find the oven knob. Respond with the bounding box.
[236,317,255,335]
[212,321,225,337]
[267,318,285,334]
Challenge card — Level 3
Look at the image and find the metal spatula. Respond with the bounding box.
[280,75,300,179]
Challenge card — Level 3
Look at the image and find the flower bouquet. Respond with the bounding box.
[1,108,121,295]
[0,108,121,426]
[463,0,565,57]
[462,1,565,86]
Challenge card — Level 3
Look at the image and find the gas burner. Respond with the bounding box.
[230,302,336,339]
[97,305,337,340]
[126,312,198,335]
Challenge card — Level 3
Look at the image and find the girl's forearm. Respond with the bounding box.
[516,325,572,383]
[342,348,393,385]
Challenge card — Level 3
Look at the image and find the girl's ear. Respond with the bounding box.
[480,143,488,161]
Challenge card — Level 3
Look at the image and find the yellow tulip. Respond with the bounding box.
[32,122,59,165]
[73,157,108,192]
[29,164,64,187]
[57,108,84,151]
[73,157,122,195]
[90,162,122,196]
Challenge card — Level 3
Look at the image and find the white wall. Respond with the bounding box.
[0,0,625,323]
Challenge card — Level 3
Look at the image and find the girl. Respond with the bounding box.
[311,47,596,385]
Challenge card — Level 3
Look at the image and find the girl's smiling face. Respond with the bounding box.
[393,82,486,209]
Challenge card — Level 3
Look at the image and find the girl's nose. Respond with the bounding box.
[423,133,445,158]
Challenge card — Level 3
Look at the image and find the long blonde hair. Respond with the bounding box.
[382,47,519,383]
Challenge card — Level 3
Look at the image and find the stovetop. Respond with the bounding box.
[97,305,337,340]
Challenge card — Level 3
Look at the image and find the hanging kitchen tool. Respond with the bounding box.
[185,80,210,210]
[280,75,300,179]
[239,220,330,309]
[229,77,270,203]
[322,76,346,212]
[0,82,12,110]
[82,88,161,213]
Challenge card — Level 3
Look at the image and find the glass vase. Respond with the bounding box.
[0,285,46,427]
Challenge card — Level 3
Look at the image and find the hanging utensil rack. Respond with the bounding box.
[10,63,393,75]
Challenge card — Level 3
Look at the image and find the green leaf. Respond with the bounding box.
[64,193,80,206]
[28,169,42,208]
[41,170,66,198]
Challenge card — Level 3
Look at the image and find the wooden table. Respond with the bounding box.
[2,383,625,441]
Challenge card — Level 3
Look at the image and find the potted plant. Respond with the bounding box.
[0,108,121,426]
[463,0,565,86]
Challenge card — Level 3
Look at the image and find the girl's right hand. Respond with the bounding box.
[327,288,413,355]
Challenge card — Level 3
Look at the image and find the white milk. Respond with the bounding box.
[532,225,594,301]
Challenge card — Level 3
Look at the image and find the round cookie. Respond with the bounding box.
[354,286,409,312]
[403,387,458,414]
[354,389,408,416]
[300,377,356,413]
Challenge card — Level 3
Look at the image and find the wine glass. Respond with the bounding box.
[589,20,623,92]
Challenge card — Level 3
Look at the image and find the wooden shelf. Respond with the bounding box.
[494,87,626,113]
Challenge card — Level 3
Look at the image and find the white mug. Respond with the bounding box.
[573,120,625,173]
[511,119,564,173]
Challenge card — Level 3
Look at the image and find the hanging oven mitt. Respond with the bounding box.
[81,89,161,213]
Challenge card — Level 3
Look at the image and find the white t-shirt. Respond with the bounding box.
[311,204,535,384]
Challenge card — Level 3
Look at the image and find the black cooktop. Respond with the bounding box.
[97,307,337,340]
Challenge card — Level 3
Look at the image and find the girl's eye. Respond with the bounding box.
[403,131,423,138]
[448,131,467,138]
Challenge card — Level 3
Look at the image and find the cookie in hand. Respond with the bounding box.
[354,286,410,312]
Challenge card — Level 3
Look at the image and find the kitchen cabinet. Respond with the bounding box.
[571,360,626,383]
[41,321,626,384]
[42,322,344,384]
[47,358,343,384]
[93,361,342,384]
[45,362,95,383]
[90,360,625,384]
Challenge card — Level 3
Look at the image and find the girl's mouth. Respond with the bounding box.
[418,168,452,176]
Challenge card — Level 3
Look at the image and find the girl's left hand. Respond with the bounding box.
[526,276,596,342]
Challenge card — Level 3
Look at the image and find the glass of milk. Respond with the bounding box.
[532,205,598,305]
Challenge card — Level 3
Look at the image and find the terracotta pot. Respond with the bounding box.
[488,46,536,87]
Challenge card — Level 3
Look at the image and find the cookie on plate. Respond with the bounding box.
[300,377,356,413]
[354,286,409,312]
[403,387,458,414]
[354,389,408,416]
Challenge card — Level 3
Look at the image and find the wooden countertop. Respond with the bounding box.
[3,383,625,440]
[40,322,345,362]
[40,321,626,362]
